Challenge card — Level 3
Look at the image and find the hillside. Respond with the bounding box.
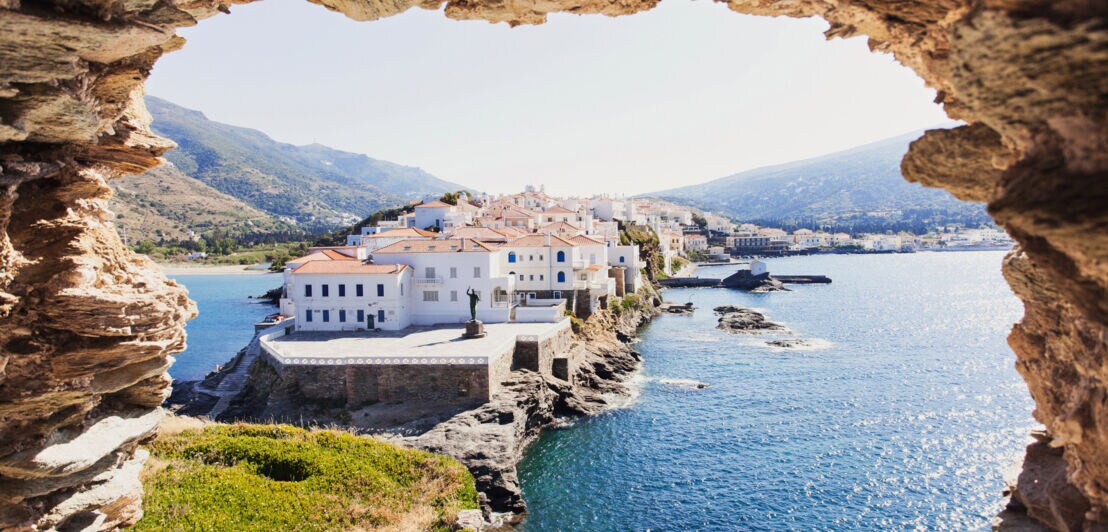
[144,96,465,231]
[648,129,991,232]
[109,163,295,242]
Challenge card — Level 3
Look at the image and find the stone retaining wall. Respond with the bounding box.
[281,364,494,407]
[512,321,574,379]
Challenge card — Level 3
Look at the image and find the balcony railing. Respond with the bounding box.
[413,276,443,286]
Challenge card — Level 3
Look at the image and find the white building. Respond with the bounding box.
[349,227,436,250]
[286,262,412,332]
[592,197,627,221]
[372,238,515,324]
[685,234,708,252]
[413,200,456,231]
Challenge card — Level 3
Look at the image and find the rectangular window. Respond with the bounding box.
[338,284,346,297]
[425,266,436,279]
[321,284,329,297]
[451,290,458,302]
[305,309,313,322]
[339,309,346,322]
[356,284,364,297]
[553,291,562,299]
[450,267,457,278]
[529,275,534,281]
[423,290,439,302]
[304,284,312,297]
[322,310,330,322]
[473,266,481,278]
[519,274,524,281]
[356,309,364,323]
[377,284,384,297]
[540,274,544,281]
[378,310,385,323]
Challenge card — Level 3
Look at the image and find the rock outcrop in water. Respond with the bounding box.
[714,305,787,333]
[0,0,1106,528]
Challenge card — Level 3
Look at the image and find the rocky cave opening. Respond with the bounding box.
[0,0,1105,530]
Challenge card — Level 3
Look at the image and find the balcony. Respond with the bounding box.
[413,276,443,286]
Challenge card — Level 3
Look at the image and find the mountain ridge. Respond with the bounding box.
[143,96,466,230]
[645,128,990,232]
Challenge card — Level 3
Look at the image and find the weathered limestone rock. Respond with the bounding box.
[1008,439,1094,532]
[0,0,1105,529]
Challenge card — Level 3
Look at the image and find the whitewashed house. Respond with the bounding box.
[372,238,515,324]
[286,262,412,332]
[413,200,456,231]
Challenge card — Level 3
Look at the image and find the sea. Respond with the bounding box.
[168,251,1034,530]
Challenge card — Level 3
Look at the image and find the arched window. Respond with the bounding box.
[557,271,566,283]
[557,250,566,262]
[508,252,517,263]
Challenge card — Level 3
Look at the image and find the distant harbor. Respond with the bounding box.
[659,259,831,290]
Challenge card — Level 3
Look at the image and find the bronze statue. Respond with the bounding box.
[466,287,480,321]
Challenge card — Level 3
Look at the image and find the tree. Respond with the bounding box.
[135,240,156,255]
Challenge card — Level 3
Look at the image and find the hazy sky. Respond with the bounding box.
[146,0,950,195]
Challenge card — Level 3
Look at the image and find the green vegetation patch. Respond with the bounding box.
[138,424,478,531]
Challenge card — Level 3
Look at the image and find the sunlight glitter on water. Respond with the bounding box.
[519,251,1033,531]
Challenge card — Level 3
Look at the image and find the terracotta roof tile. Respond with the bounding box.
[415,200,453,208]
[538,221,581,232]
[365,227,437,238]
[506,234,578,247]
[570,234,605,245]
[372,238,498,254]
[291,262,407,275]
[287,250,356,264]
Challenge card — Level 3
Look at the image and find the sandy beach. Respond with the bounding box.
[157,263,279,276]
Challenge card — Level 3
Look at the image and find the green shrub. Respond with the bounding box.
[621,294,641,311]
[138,423,478,531]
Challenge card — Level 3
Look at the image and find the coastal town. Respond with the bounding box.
[169,185,1020,415]
[272,185,1015,335]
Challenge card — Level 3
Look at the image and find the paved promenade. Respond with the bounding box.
[262,320,569,366]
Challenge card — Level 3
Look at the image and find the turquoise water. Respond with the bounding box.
[518,251,1033,530]
[167,273,281,381]
[168,254,1032,529]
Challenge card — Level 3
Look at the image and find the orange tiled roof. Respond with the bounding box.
[449,227,513,241]
[291,261,407,275]
[501,207,536,218]
[506,234,578,247]
[538,221,581,232]
[287,250,356,264]
[365,227,437,238]
[543,206,576,214]
[372,238,498,254]
[569,234,605,245]
[415,200,453,208]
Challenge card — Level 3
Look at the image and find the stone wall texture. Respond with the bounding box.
[0,0,1105,529]
[269,363,494,406]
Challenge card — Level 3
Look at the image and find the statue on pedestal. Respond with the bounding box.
[466,287,480,322]
[463,287,485,338]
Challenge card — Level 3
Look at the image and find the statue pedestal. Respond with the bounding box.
[463,320,486,339]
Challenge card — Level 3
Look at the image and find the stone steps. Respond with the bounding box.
[199,337,261,420]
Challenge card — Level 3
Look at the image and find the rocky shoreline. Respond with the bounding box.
[168,289,661,522]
